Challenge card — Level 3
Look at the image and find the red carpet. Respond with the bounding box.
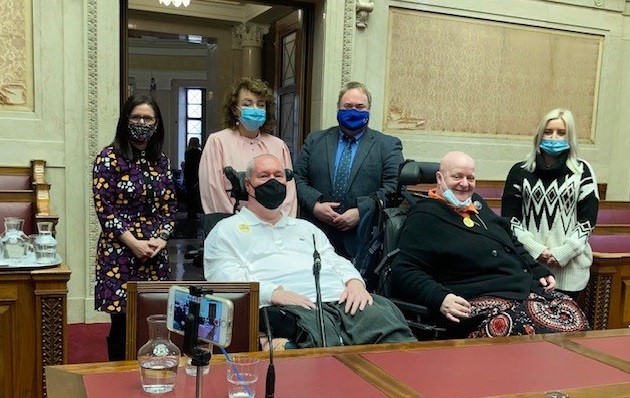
[67,323,110,364]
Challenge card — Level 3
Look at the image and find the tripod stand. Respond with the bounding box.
[183,286,214,398]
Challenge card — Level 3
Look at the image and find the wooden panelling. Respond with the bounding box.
[0,265,70,398]
[585,253,630,330]
[0,160,58,235]
[623,279,630,325]
[125,281,260,360]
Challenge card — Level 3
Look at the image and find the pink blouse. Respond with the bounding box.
[198,128,297,216]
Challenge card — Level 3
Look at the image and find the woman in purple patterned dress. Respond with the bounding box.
[92,95,177,361]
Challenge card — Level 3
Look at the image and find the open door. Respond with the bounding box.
[274,10,308,162]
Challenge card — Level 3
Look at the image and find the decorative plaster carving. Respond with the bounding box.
[341,0,354,85]
[231,25,243,50]
[0,0,32,109]
[87,0,99,290]
[234,23,269,48]
[0,84,26,105]
[544,0,624,12]
[356,0,374,29]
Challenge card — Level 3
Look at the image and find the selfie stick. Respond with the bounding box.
[184,286,213,398]
[312,235,327,347]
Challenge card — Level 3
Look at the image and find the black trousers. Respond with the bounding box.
[259,307,300,341]
[107,313,126,361]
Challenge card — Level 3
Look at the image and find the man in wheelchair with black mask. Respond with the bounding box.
[389,151,588,338]
[203,154,416,348]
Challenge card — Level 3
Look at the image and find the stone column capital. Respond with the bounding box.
[234,22,269,48]
[231,26,243,50]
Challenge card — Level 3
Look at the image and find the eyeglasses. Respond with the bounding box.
[129,115,157,125]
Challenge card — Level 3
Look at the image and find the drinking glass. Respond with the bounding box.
[226,356,259,398]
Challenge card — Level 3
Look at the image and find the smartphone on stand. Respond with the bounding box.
[166,285,234,348]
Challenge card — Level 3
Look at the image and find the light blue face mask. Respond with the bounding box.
[540,139,570,156]
[239,107,266,131]
[442,189,472,209]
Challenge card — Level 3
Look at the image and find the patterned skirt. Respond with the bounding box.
[467,292,588,338]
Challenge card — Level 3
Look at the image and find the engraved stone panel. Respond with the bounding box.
[385,9,602,141]
[0,0,34,110]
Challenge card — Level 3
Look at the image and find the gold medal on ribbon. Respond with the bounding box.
[463,217,474,228]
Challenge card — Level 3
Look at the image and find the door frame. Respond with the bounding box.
[119,0,317,151]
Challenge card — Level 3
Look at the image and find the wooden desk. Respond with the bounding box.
[584,252,630,330]
[47,328,630,398]
[1,264,70,398]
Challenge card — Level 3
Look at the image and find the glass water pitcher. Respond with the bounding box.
[0,217,29,259]
[34,221,57,263]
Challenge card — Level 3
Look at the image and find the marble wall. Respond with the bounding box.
[354,0,629,199]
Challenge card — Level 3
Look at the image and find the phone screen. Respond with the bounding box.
[171,288,228,345]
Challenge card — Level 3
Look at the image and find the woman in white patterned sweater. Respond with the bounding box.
[501,109,599,300]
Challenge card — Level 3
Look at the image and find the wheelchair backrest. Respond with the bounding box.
[362,160,438,294]
[374,196,421,297]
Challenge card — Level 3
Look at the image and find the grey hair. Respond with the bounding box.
[245,154,286,180]
[245,157,256,180]
[522,108,582,174]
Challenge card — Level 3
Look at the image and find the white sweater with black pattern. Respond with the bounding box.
[501,154,599,291]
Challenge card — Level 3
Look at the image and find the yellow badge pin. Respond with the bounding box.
[237,223,250,233]
[463,217,474,228]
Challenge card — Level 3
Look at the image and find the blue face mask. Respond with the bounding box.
[239,107,266,131]
[540,139,570,156]
[337,109,369,131]
[442,189,472,209]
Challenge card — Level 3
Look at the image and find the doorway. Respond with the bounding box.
[120,0,314,166]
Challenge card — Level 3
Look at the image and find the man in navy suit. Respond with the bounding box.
[294,82,404,259]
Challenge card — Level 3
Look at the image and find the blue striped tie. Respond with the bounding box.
[332,136,355,209]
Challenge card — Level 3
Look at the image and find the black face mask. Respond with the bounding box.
[252,179,286,210]
[128,123,157,142]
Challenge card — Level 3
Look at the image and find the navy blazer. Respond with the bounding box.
[293,126,404,256]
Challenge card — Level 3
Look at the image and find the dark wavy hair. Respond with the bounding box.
[112,95,165,161]
[222,77,276,135]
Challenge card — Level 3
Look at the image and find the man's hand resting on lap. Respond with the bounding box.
[271,287,316,310]
[339,279,373,315]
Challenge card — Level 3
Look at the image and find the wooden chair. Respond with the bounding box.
[0,159,58,235]
[125,281,260,359]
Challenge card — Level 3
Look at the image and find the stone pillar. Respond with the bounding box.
[233,23,269,79]
[231,26,243,79]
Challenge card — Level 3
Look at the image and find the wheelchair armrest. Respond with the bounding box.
[407,320,446,333]
[388,298,429,316]
[389,298,447,336]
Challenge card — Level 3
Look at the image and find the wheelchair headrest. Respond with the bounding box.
[398,160,439,185]
[223,166,294,203]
